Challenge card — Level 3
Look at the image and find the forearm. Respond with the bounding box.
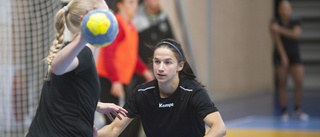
[271,31,287,58]
[204,124,226,137]
[51,35,86,75]
[203,112,226,137]
[97,125,119,137]
[97,117,132,137]
[278,26,301,39]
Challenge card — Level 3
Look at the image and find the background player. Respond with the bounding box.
[270,0,309,121]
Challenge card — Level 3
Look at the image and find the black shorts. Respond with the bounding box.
[273,48,302,66]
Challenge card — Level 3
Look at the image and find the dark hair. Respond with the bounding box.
[148,38,204,86]
[275,0,290,17]
[114,0,124,13]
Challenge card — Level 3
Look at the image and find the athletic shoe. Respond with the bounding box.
[293,109,309,121]
[280,112,289,121]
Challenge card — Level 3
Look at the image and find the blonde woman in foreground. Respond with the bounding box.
[26,0,127,136]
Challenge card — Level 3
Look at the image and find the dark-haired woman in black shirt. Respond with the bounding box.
[270,0,309,121]
[96,38,226,137]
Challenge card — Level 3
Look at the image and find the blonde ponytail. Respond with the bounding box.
[46,9,66,65]
[45,9,67,80]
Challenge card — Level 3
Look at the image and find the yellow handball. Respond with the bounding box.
[81,9,118,47]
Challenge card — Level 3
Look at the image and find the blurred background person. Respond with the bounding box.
[130,0,175,96]
[96,0,154,137]
[270,0,309,121]
[133,0,175,64]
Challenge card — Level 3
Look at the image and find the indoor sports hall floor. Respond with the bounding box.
[215,89,320,137]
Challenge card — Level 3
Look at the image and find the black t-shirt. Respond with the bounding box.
[133,4,175,64]
[26,46,100,137]
[124,78,218,137]
[138,18,174,64]
[272,17,301,54]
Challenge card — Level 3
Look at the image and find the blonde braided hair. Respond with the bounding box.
[45,0,100,80]
[46,9,66,66]
[44,8,67,80]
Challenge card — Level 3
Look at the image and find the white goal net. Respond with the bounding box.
[0,0,61,136]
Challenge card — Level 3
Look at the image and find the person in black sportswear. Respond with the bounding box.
[26,1,127,137]
[130,0,175,91]
[133,0,175,64]
[270,0,309,121]
[96,38,226,137]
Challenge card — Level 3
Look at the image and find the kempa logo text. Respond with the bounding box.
[159,103,174,108]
